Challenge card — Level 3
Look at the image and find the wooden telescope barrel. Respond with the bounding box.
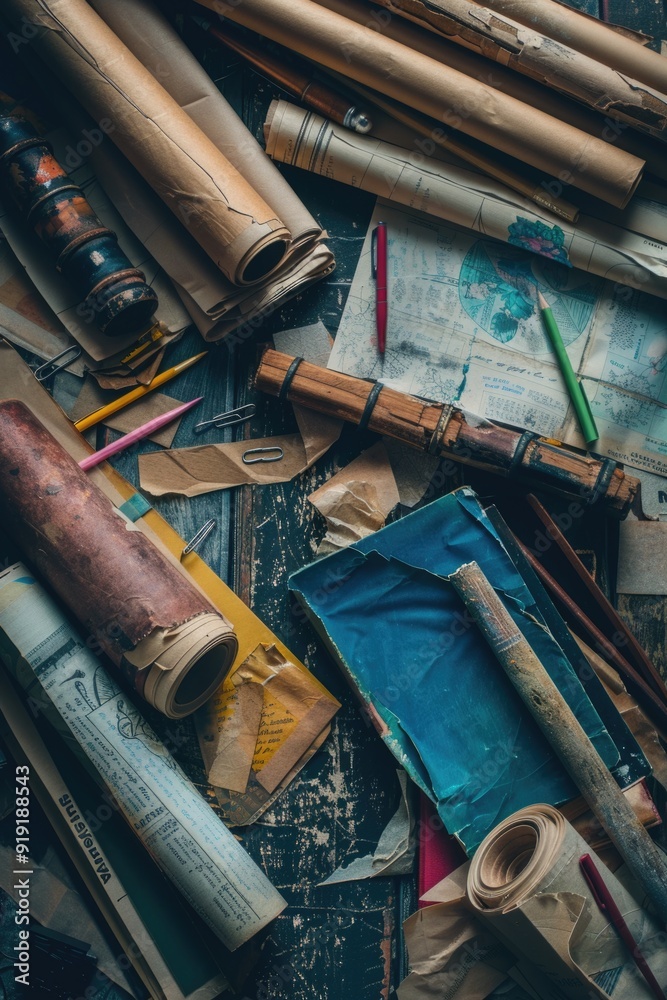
[255,348,639,517]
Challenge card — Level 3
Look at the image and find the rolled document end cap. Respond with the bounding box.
[94,275,159,338]
[142,613,239,719]
[344,108,374,134]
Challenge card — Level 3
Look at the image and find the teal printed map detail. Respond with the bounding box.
[507,217,571,267]
[459,241,598,349]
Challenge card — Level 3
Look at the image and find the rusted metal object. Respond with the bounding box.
[0,114,158,337]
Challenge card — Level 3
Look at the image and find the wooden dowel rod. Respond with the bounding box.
[449,560,667,925]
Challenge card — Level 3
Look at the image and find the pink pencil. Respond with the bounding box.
[78,397,203,471]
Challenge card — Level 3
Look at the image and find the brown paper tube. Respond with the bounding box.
[449,560,667,925]
[5,0,290,285]
[0,400,238,718]
[254,349,640,516]
[482,0,667,96]
[373,0,667,141]
[88,0,321,249]
[316,0,667,182]
[196,0,644,208]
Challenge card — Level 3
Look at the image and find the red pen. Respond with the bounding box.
[372,221,387,354]
[579,854,667,1000]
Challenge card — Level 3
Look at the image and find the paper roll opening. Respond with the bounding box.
[468,805,565,911]
[142,612,239,719]
[239,237,290,285]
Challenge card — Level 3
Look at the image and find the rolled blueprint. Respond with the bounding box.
[0,563,286,950]
[482,0,667,95]
[374,0,667,141]
[195,0,644,208]
[5,0,290,286]
[0,401,238,719]
[264,102,667,297]
[468,804,667,999]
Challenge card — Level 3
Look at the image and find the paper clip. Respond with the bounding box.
[242,446,284,464]
[181,518,217,557]
[34,345,82,381]
[193,403,256,434]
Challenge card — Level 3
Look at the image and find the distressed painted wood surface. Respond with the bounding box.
[2,0,666,997]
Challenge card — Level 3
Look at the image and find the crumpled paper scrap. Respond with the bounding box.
[309,440,439,554]
[197,643,340,805]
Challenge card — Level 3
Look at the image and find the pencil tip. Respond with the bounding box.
[538,292,549,310]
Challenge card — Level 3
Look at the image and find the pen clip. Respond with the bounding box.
[371,227,378,279]
[579,854,607,912]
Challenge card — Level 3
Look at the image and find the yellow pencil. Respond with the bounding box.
[74,352,208,432]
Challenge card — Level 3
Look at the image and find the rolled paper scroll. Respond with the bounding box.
[88,0,321,250]
[373,0,667,142]
[263,101,666,295]
[467,804,667,999]
[0,114,158,338]
[254,349,640,517]
[0,400,238,718]
[5,0,291,286]
[481,0,667,95]
[0,563,285,950]
[195,0,644,207]
[315,0,667,182]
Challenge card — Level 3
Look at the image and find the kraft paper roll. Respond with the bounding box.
[196,0,644,208]
[372,0,667,142]
[5,0,290,285]
[467,804,667,1000]
[483,0,667,95]
[88,0,321,249]
[315,0,667,182]
[0,400,238,718]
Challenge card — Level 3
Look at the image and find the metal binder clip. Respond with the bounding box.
[242,446,284,465]
[34,345,82,381]
[194,403,256,434]
[181,518,217,557]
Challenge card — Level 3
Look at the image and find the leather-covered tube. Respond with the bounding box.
[0,400,237,718]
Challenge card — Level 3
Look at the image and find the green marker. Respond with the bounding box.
[538,292,599,449]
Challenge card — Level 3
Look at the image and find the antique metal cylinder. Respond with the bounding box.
[0,114,158,337]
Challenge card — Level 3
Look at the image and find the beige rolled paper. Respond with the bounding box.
[316,0,667,182]
[374,0,667,141]
[5,0,290,285]
[264,101,667,297]
[482,0,667,95]
[196,0,644,208]
[467,804,667,1000]
[88,0,321,249]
